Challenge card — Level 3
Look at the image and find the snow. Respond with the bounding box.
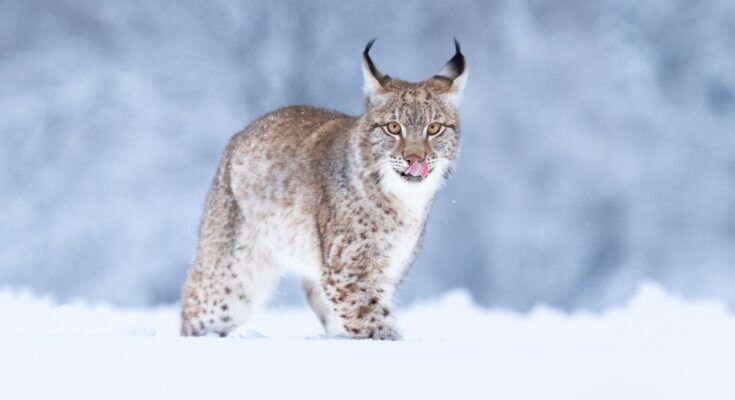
[1,282,733,399]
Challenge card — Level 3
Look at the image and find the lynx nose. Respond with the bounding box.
[403,154,425,165]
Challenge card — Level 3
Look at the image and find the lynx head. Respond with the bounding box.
[359,39,467,193]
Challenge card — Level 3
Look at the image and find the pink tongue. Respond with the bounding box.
[405,160,430,178]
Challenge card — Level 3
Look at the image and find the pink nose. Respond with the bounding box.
[404,155,424,164]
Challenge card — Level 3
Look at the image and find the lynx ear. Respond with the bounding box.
[434,38,467,105]
[362,39,390,102]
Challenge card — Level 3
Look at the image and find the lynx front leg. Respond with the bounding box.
[320,266,401,340]
[303,278,347,338]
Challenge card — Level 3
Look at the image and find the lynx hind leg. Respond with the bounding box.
[181,246,280,337]
[303,278,346,338]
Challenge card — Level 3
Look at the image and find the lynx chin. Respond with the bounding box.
[181,39,467,340]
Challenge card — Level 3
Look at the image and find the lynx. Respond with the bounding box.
[181,39,467,340]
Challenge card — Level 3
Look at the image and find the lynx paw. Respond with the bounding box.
[346,324,401,341]
[370,327,402,341]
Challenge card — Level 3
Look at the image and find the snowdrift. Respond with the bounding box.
[0,282,733,399]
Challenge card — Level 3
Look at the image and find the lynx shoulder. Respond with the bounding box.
[181,39,467,339]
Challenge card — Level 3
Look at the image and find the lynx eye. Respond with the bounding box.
[385,121,402,135]
[426,123,443,136]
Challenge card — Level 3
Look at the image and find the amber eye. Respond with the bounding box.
[385,121,402,135]
[426,123,443,135]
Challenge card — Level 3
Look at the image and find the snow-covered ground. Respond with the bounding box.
[1,282,733,399]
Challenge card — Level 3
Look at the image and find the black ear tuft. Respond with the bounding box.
[364,38,377,56]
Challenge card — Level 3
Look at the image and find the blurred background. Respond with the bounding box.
[1,0,734,310]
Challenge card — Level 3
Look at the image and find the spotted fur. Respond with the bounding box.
[180,40,467,339]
